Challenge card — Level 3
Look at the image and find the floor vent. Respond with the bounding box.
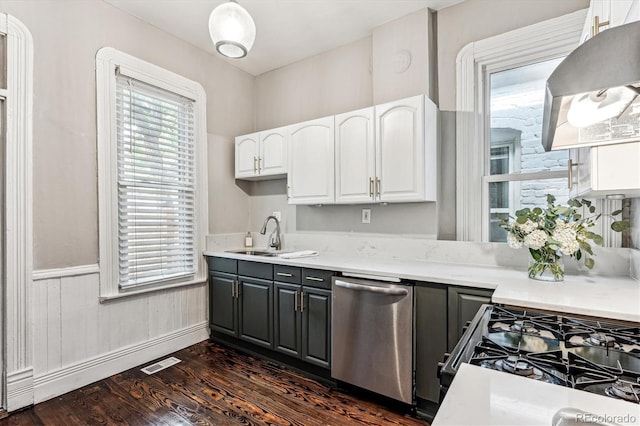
[141,356,181,375]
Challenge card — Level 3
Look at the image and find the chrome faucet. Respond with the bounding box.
[259,215,281,250]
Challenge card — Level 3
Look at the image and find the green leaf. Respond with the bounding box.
[576,250,582,261]
[516,216,527,224]
[579,241,594,255]
[573,214,581,220]
[547,194,556,204]
[568,199,581,208]
[589,206,596,214]
[516,208,531,217]
[530,249,542,261]
[585,257,595,269]
[611,209,622,216]
[585,232,604,246]
[582,199,592,207]
[556,206,570,215]
[532,207,542,215]
[611,220,630,232]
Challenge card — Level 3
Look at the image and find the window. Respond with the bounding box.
[456,9,587,242]
[485,59,570,242]
[97,48,208,299]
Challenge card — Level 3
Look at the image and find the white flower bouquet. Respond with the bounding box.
[500,195,629,281]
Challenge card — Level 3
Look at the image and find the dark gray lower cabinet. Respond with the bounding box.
[274,282,332,369]
[238,277,273,349]
[274,282,301,358]
[301,286,331,368]
[447,286,494,351]
[415,283,447,404]
[209,272,238,337]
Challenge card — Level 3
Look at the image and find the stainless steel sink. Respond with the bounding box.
[224,249,280,257]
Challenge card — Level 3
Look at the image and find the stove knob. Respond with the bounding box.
[443,352,451,363]
[436,362,445,379]
[462,321,472,334]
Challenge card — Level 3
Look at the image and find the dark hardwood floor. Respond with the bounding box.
[1,341,428,425]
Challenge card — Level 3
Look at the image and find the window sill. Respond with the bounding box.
[98,277,207,303]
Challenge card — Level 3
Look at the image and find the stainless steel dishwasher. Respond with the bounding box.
[331,275,414,404]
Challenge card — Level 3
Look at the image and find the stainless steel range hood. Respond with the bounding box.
[542,21,640,151]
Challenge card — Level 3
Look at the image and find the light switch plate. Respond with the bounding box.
[362,209,371,224]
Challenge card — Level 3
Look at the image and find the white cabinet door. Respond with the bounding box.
[259,126,287,177]
[581,0,639,42]
[374,95,437,202]
[235,133,259,179]
[287,117,335,205]
[571,143,640,198]
[335,107,375,204]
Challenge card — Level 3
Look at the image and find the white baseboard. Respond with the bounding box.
[33,322,209,404]
[6,368,34,411]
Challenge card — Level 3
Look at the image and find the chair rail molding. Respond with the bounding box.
[2,13,35,411]
[455,9,586,241]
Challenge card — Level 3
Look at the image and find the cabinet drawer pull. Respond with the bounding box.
[300,291,305,312]
[294,291,299,311]
[369,177,374,198]
[277,272,293,277]
[305,276,324,282]
[253,157,257,173]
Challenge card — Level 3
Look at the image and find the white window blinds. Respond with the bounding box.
[115,71,196,287]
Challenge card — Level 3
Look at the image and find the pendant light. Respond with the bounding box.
[208,0,256,59]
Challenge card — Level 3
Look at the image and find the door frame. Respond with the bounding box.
[1,13,34,412]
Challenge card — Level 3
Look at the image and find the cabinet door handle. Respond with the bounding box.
[300,291,305,312]
[567,159,579,189]
[369,177,374,198]
[231,280,235,298]
[591,15,609,37]
[305,276,323,282]
[294,291,299,311]
[258,157,262,173]
[277,272,293,277]
[253,157,257,173]
[287,185,291,199]
[375,177,381,199]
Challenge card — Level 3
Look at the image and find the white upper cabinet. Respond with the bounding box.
[374,95,437,203]
[235,127,287,180]
[287,116,335,205]
[335,107,376,204]
[235,133,259,179]
[570,144,640,198]
[259,127,287,177]
[581,0,640,42]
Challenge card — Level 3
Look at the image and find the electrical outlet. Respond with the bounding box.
[272,211,282,221]
[362,208,371,224]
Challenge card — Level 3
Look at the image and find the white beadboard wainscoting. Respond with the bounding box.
[31,265,208,404]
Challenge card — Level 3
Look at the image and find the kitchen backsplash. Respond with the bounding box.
[207,232,633,278]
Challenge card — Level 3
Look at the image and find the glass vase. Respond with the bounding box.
[528,255,564,282]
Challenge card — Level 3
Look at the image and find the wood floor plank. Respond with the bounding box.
[0,341,429,426]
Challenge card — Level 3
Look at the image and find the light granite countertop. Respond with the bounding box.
[203,250,640,323]
[432,364,640,426]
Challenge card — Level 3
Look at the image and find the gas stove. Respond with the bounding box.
[439,305,640,404]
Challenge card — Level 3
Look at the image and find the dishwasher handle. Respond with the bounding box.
[335,280,408,296]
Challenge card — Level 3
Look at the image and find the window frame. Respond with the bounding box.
[96,47,208,301]
[455,9,587,242]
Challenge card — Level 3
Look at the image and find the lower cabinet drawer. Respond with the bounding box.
[302,269,335,290]
[274,265,302,284]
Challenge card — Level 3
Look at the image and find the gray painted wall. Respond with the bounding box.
[1,0,255,269]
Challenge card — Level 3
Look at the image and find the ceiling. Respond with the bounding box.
[103,0,463,76]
